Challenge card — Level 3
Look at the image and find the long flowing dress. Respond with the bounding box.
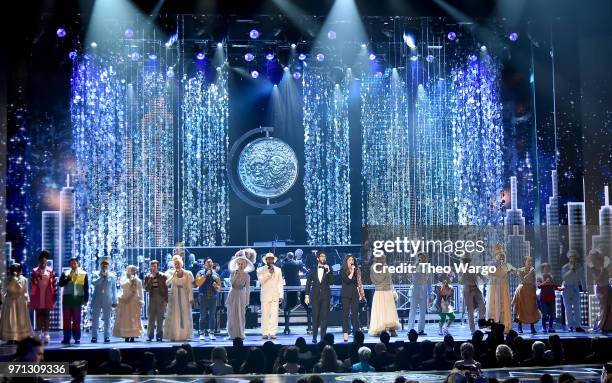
[226,270,250,340]
[113,276,144,338]
[368,264,400,336]
[164,270,194,341]
[593,268,612,332]
[0,276,33,341]
[512,266,541,324]
[486,262,514,332]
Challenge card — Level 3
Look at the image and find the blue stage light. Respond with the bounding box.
[250,29,260,39]
[56,28,66,38]
[251,70,259,78]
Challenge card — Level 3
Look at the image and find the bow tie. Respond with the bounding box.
[319,266,325,269]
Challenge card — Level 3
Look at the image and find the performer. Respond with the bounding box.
[512,256,541,334]
[113,265,144,341]
[340,254,366,342]
[537,262,558,333]
[587,249,612,333]
[281,251,307,335]
[369,254,400,337]
[0,263,33,343]
[305,251,333,343]
[435,277,455,335]
[257,252,284,340]
[486,245,515,333]
[144,260,167,342]
[561,250,585,332]
[407,252,430,335]
[196,257,221,341]
[164,255,195,341]
[90,256,117,343]
[59,256,89,344]
[29,250,57,343]
[226,249,254,340]
[459,253,485,334]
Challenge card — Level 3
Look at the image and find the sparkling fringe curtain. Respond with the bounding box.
[451,55,505,225]
[181,71,230,246]
[303,68,352,245]
[71,56,127,272]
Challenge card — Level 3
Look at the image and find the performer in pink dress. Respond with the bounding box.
[29,251,57,344]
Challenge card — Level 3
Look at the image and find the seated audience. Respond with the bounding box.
[386,346,413,371]
[138,352,159,375]
[262,341,278,374]
[14,336,45,363]
[98,349,134,375]
[69,360,88,383]
[313,345,344,373]
[444,334,458,362]
[421,342,453,370]
[230,338,247,372]
[295,336,314,361]
[207,346,234,375]
[584,338,606,364]
[544,334,565,365]
[522,341,550,367]
[557,372,575,383]
[351,346,376,372]
[370,342,394,371]
[348,331,366,365]
[540,373,554,383]
[240,347,266,374]
[494,344,516,367]
[453,342,482,370]
[164,348,199,374]
[277,346,305,374]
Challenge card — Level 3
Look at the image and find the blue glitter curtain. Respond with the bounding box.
[451,55,505,225]
[71,55,128,272]
[181,70,230,246]
[303,67,352,245]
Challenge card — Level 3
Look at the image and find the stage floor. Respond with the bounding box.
[42,365,605,383]
[4,323,610,353]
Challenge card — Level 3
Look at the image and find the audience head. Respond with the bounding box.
[320,346,339,371]
[459,342,475,361]
[471,330,484,343]
[540,373,554,383]
[69,360,88,382]
[180,343,195,362]
[262,340,277,358]
[394,347,411,370]
[358,346,372,363]
[374,342,387,355]
[532,341,546,357]
[243,347,265,373]
[15,337,44,363]
[108,348,122,363]
[353,380,366,383]
[395,377,407,383]
[233,338,244,349]
[141,352,156,370]
[323,333,335,346]
[211,347,228,363]
[354,330,365,345]
[446,370,468,383]
[295,337,307,351]
[557,372,575,383]
[434,342,446,358]
[505,330,518,344]
[307,375,324,383]
[420,340,434,358]
[408,329,418,343]
[495,344,513,363]
[444,334,455,348]
[285,346,299,364]
[502,378,520,383]
[380,331,390,345]
[174,348,189,367]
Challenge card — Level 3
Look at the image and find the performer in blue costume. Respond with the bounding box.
[90,256,118,343]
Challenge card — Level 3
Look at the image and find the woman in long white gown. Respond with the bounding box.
[225,249,255,340]
[486,245,516,333]
[368,255,400,336]
[113,265,144,342]
[0,263,33,342]
[164,255,194,341]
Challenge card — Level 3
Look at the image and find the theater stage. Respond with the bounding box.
[42,365,608,382]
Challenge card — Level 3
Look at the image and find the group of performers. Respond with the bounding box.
[0,243,610,345]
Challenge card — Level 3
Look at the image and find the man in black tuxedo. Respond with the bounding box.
[305,251,333,343]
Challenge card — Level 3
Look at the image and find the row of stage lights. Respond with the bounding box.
[56,26,520,80]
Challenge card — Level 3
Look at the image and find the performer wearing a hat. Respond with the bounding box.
[59,256,89,344]
[458,254,485,334]
[164,255,195,341]
[407,252,430,335]
[0,263,33,343]
[90,256,117,343]
[486,245,516,333]
[144,260,168,341]
[257,252,284,340]
[561,250,585,332]
[29,250,57,343]
[226,249,255,340]
[588,249,612,333]
[305,251,334,343]
[113,265,144,341]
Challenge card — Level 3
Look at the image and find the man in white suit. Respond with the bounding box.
[257,253,284,339]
